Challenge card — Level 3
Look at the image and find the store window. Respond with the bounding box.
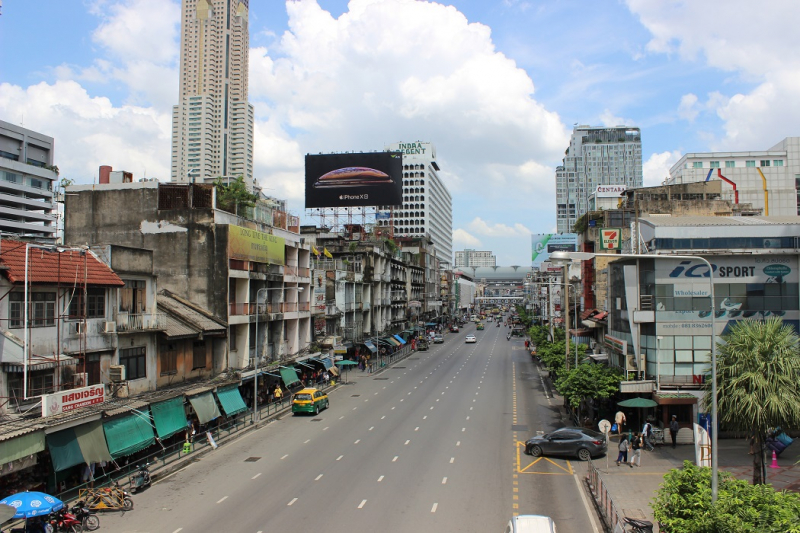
[68,288,106,319]
[120,346,146,380]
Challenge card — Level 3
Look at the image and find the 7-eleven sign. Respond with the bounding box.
[600,228,621,250]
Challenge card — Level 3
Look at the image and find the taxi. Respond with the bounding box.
[476,322,484,330]
[292,388,329,415]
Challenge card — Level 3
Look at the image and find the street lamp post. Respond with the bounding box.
[549,250,719,503]
[253,285,303,423]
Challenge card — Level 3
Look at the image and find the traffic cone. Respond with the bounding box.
[769,450,779,469]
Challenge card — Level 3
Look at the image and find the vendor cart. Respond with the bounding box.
[79,485,134,512]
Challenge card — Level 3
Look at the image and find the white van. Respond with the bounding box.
[504,515,557,533]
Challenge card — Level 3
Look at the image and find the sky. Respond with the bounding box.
[2,0,799,266]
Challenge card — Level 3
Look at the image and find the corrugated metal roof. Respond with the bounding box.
[157,290,226,338]
[641,216,800,228]
[0,240,124,286]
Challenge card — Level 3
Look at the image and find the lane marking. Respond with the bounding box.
[392,456,399,462]
[172,529,183,533]
[369,426,374,431]
[336,455,344,461]
[423,416,427,420]
[462,428,466,432]
[431,503,438,513]
[315,474,323,481]
[378,475,384,482]
[442,477,447,484]
[323,427,329,431]
[575,473,602,533]
[415,427,419,431]
[358,500,367,509]
[304,439,310,444]
[456,441,461,446]
[281,454,289,460]
[450,457,455,463]
[252,473,262,479]
[405,440,410,445]
[381,416,386,420]
[287,498,298,506]
[354,439,361,444]
[216,496,228,504]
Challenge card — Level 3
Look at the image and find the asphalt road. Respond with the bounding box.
[99,320,599,533]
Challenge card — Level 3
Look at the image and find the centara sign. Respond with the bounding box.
[42,384,105,418]
[595,185,627,198]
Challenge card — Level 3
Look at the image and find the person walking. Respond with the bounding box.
[669,415,680,448]
[274,385,283,404]
[629,433,643,467]
[642,421,655,451]
[614,411,626,437]
[616,436,629,466]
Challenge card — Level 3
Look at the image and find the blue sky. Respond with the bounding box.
[2,0,799,266]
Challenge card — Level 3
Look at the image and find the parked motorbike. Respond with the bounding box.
[115,481,135,510]
[71,500,100,531]
[47,508,82,533]
[129,463,152,493]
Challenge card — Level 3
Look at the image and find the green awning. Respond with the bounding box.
[215,386,247,416]
[74,420,112,464]
[150,397,188,439]
[103,412,156,459]
[188,392,221,425]
[1,430,45,466]
[46,429,85,472]
[279,367,300,387]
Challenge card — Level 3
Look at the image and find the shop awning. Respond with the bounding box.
[188,392,221,425]
[362,341,377,354]
[1,430,45,467]
[312,357,333,369]
[384,337,401,346]
[150,397,187,439]
[103,412,156,459]
[74,420,112,464]
[279,367,301,388]
[216,386,248,416]
[392,335,407,345]
[46,429,84,472]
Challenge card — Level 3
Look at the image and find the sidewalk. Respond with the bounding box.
[586,434,800,531]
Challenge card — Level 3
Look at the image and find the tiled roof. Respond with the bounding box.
[0,240,124,286]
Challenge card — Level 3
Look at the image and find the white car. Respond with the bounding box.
[465,335,477,343]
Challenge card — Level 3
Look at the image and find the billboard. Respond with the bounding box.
[228,225,285,265]
[531,233,578,268]
[305,152,403,208]
[595,185,627,197]
[42,384,105,418]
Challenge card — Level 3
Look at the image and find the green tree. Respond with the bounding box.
[555,362,621,411]
[215,176,258,214]
[704,317,800,485]
[653,461,800,532]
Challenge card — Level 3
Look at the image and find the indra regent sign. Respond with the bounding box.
[42,384,105,417]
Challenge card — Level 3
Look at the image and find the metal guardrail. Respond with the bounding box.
[586,458,634,532]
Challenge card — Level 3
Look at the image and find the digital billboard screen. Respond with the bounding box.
[531,233,578,269]
[305,152,403,208]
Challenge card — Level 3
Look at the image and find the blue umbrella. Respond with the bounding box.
[0,492,63,519]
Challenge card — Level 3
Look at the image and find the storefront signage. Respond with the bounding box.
[42,384,105,418]
[595,185,627,198]
[604,334,628,356]
[228,225,285,265]
[600,228,621,250]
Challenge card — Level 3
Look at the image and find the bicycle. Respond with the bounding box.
[624,517,653,533]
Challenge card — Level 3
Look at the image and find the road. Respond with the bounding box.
[100,320,599,532]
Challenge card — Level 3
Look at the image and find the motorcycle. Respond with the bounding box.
[129,463,152,493]
[71,501,100,531]
[47,508,82,533]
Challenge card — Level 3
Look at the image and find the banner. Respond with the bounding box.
[228,225,285,265]
[42,384,105,418]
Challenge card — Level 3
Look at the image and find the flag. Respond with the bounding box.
[311,246,320,256]
[323,247,333,259]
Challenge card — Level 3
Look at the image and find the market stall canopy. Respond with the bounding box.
[215,386,248,416]
[45,429,84,472]
[279,367,301,388]
[103,412,156,459]
[0,429,44,468]
[362,341,377,354]
[188,392,221,425]
[312,357,333,369]
[73,420,113,464]
[392,335,407,344]
[618,398,658,408]
[0,503,16,523]
[335,360,359,366]
[150,397,188,439]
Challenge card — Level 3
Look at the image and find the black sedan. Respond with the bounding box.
[524,428,607,461]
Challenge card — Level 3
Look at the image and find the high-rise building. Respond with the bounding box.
[0,120,58,242]
[455,249,496,268]
[555,126,642,233]
[384,141,453,265]
[171,0,254,188]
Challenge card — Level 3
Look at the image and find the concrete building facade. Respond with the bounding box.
[0,120,58,241]
[171,0,255,188]
[454,249,496,268]
[556,126,643,233]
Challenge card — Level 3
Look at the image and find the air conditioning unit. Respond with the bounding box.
[109,365,126,382]
[74,322,85,335]
[73,373,88,387]
[103,321,117,334]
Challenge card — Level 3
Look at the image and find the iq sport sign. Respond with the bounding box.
[531,234,577,269]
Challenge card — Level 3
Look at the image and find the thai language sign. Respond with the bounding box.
[42,384,105,418]
[228,224,285,265]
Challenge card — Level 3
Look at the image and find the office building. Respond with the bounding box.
[455,249,496,268]
[555,126,642,233]
[170,0,255,188]
[665,136,800,216]
[384,141,453,264]
[0,120,58,241]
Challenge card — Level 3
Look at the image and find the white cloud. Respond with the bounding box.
[642,150,681,187]
[598,109,634,127]
[677,94,699,122]
[452,228,481,248]
[467,217,531,238]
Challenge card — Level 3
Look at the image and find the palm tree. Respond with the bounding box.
[704,317,800,484]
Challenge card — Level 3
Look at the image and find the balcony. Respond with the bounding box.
[116,312,167,332]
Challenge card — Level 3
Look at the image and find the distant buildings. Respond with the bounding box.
[454,249,496,268]
[556,126,643,233]
[0,120,58,242]
[384,141,453,265]
[170,0,255,188]
[666,136,800,217]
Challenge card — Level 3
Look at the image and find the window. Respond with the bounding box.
[774,160,784,167]
[725,161,735,168]
[119,280,146,313]
[709,161,720,168]
[692,162,703,169]
[760,160,771,167]
[160,342,177,375]
[10,292,57,328]
[68,288,106,318]
[119,346,146,380]
[192,341,206,370]
[746,160,756,167]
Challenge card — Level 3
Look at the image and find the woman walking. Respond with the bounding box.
[616,436,629,466]
[629,433,643,467]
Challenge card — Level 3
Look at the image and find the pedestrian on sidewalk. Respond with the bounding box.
[274,385,283,404]
[614,411,626,437]
[616,436,629,466]
[669,415,679,448]
[629,433,642,467]
[642,421,655,451]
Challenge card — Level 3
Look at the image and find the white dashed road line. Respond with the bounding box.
[216,496,228,504]
[358,500,367,509]
[288,498,298,506]
[252,473,261,479]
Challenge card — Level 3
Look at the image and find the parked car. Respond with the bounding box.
[524,428,607,461]
[465,334,477,343]
[292,388,329,415]
[433,334,444,344]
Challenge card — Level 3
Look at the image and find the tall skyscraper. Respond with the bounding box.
[384,141,453,265]
[171,0,254,188]
[455,249,496,268]
[555,126,642,233]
